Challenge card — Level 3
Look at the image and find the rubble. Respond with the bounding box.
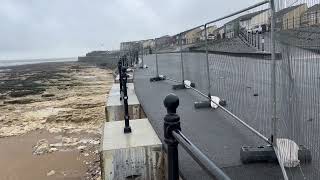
[33,139,50,155]
[47,170,56,176]
[0,62,112,179]
[0,63,112,138]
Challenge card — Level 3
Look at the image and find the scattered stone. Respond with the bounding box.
[9,89,45,98]
[49,147,58,153]
[50,143,64,148]
[41,93,55,97]
[0,95,6,100]
[33,139,50,155]
[77,145,87,152]
[47,170,55,176]
[4,98,36,104]
[48,127,62,133]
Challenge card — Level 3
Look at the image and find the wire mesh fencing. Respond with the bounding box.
[134,0,320,179]
[274,0,320,179]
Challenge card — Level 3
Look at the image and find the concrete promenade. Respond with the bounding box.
[134,53,318,180]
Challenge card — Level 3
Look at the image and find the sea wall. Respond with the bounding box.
[78,55,119,69]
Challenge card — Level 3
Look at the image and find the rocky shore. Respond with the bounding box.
[0,62,114,180]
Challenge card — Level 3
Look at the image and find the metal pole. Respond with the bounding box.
[270,0,277,146]
[118,59,123,101]
[141,43,144,67]
[180,33,185,83]
[270,1,288,179]
[173,131,231,180]
[155,38,159,77]
[204,24,211,97]
[163,94,180,180]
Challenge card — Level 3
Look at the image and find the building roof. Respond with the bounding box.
[275,4,306,17]
[305,4,320,13]
[239,9,269,21]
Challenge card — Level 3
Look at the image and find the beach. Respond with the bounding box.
[0,61,114,180]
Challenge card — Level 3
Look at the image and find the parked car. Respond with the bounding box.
[252,25,263,34]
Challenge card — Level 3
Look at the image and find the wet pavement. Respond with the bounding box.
[134,52,320,180]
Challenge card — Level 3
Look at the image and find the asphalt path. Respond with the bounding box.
[134,51,319,179]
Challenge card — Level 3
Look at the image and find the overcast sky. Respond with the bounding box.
[0,0,264,60]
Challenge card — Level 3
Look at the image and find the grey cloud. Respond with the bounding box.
[0,0,262,59]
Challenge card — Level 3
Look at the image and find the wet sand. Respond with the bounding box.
[0,62,114,180]
[0,130,98,180]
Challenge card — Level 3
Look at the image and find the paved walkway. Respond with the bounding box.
[134,54,314,180]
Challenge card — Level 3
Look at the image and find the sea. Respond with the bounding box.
[0,57,77,68]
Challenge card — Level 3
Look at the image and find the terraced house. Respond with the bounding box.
[282,3,307,29]
[301,4,320,27]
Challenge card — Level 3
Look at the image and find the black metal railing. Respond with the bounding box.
[163,93,231,180]
[118,55,132,133]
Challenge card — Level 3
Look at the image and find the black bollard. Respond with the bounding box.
[163,93,180,180]
[122,66,132,133]
[118,59,123,101]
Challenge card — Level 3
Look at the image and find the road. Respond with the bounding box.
[134,50,320,179]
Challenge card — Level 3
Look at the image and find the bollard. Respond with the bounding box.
[257,33,260,50]
[251,33,254,46]
[118,59,123,101]
[163,93,180,180]
[262,35,265,52]
[254,33,257,47]
[122,66,132,133]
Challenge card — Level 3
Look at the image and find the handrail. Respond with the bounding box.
[163,93,231,180]
[173,130,231,180]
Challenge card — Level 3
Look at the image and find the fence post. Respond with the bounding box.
[204,24,212,97]
[270,1,289,179]
[118,58,123,101]
[155,38,159,77]
[270,0,277,146]
[180,33,185,83]
[141,43,144,68]
[150,38,166,81]
[164,93,180,180]
[122,66,132,133]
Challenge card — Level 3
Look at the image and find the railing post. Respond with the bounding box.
[163,93,180,180]
[122,66,131,133]
[118,58,123,101]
